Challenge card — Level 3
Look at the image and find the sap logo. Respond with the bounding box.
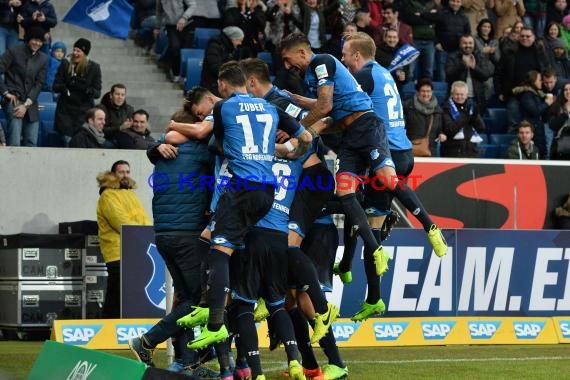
[559,321,570,338]
[373,322,409,341]
[421,321,456,340]
[468,321,501,339]
[62,325,103,345]
[332,322,359,342]
[65,360,97,380]
[116,324,153,344]
[513,321,545,339]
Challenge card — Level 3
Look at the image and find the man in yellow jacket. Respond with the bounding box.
[97,160,151,318]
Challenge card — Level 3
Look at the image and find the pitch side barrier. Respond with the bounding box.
[48,227,570,349]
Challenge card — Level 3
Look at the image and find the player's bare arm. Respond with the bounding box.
[300,85,334,128]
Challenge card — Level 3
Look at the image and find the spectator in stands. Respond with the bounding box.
[297,0,340,53]
[445,34,494,113]
[400,0,439,80]
[116,109,156,149]
[0,26,48,147]
[43,40,65,92]
[69,107,108,149]
[547,0,569,26]
[223,0,267,56]
[53,38,102,146]
[512,69,554,157]
[200,26,245,96]
[131,0,157,52]
[434,0,471,82]
[523,0,547,38]
[498,22,522,55]
[98,83,135,143]
[354,8,375,38]
[368,0,383,29]
[441,80,486,158]
[474,18,500,101]
[462,0,493,33]
[264,0,301,53]
[375,28,410,92]
[560,14,570,50]
[0,123,5,146]
[338,0,360,26]
[551,38,570,80]
[542,20,563,61]
[542,68,566,97]
[494,0,526,38]
[0,0,23,56]
[154,0,194,83]
[495,26,550,131]
[547,81,570,159]
[505,120,540,159]
[19,0,57,53]
[379,4,413,46]
[97,160,151,318]
[403,78,445,157]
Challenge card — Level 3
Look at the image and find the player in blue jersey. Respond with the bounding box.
[335,32,448,321]
[230,156,306,380]
[176,65,309,351]
[239,58,347,379]
[279,32,395,287]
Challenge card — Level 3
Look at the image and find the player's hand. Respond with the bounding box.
[275,129,290,143]
[157,144,178,159]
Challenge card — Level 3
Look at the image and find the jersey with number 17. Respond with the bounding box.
[213,92,280,182]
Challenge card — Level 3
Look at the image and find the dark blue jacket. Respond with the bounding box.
[148,140,212,232]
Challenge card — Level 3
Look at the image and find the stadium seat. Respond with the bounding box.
[154,27,168,58]
[184,58,203,92]
[180,48,205,77]
[484,108,508,134]
[433,90,447,105]
[257,51,273,71]
[489,133,516,146]
[477,133,488,144]
[401,81,416,101]
[477,143,500,158]
[193,28,221,49]
[38,102,57,123]
[432,81,448,93]
[38,120,63,147]
[38,91,54,103]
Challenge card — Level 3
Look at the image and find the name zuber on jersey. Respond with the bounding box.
[239,102,266,112]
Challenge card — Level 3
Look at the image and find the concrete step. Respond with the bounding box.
[103,72,169,83]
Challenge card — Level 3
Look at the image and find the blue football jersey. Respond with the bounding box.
[304,54,372,121]
[213,92,279,182]
[210,155,231,213]
[354,60,412,151]
[256,157,303,234]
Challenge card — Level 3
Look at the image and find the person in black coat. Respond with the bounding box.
[200,26,246,96]
[375,28,410,92]
[53,38,102,145]
[69,107,108,149]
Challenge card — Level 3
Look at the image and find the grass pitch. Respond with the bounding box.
[0,341,569,380]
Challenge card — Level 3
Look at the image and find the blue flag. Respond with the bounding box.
[387,44,420,73]
[63,0,133,40]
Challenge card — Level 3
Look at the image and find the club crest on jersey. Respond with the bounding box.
[315,64,328,79]
[370,149,380,160]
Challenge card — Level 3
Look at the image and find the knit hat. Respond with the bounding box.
[223,26,244,41]
[551,38,566,50]
[51,41,67,55]
[25,27,45,42]
[74,38,91,55]
[563,15,570,26]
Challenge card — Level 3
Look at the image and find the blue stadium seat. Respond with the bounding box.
[39,102,56,123]
[477,133,488,144]
[401,81,416,101]
[477,143,500,158]
[433,90,447,105]
[184,58,203,92]
[489,133,516,146]
[193,28,221,49]
[180,48,205,77]
[39,120,62,147]
[484,108,508,134]
[38,91,54,103]
[432,81,448,93]
[257,51,273,71]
